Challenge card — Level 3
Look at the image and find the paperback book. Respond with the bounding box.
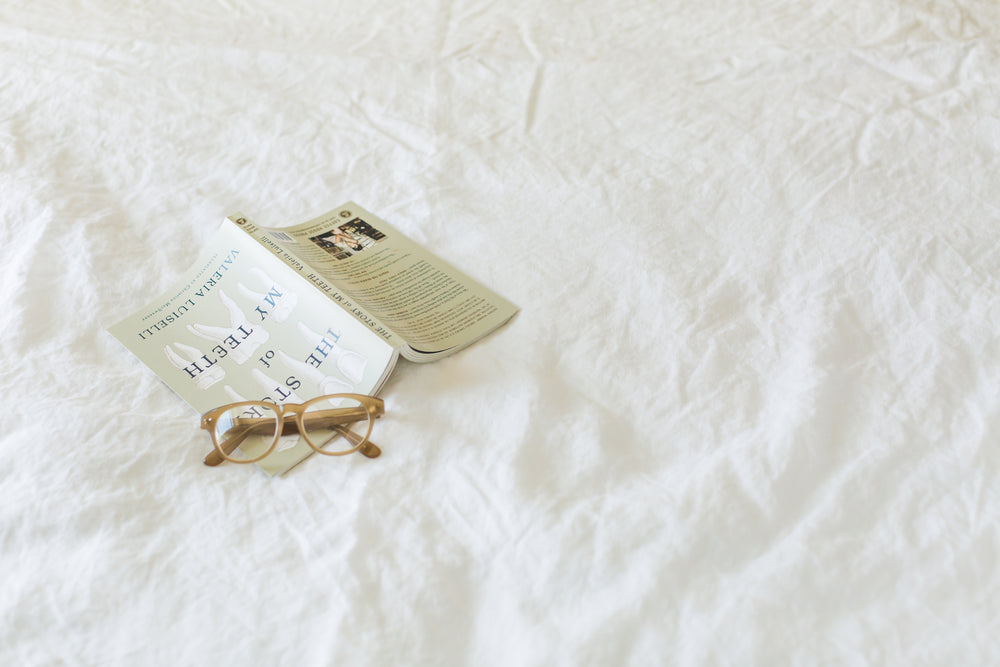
[108,202,518,474]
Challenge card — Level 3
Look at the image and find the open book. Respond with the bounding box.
[108,202,518,474]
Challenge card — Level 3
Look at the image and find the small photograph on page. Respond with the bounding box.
[309,218,386,260]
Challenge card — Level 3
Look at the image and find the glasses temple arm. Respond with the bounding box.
[310,406,381,457]
[331,424,381,458]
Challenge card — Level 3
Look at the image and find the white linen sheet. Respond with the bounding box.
[2,1,999,664]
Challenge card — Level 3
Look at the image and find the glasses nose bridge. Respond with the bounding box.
[277,402,307,419]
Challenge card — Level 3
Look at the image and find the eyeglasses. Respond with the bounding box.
[200,393,385,466]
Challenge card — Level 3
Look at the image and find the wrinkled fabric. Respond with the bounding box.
[2,1,999,664]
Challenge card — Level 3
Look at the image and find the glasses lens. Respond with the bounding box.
[300,395,373,455]
[213,403,281,462]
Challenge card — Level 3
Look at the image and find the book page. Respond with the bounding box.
[254,202,519,356]
[108,219,398,475]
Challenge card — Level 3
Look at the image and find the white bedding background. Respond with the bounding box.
[3,1,999,664]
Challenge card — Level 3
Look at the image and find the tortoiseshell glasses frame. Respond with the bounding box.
[199,393,385,466]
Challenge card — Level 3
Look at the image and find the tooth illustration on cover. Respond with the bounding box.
[223,385,247,404]
[251,368,305,404]
[276,351,354,395]
[163,342,225,390]
[237,267,298,322]
[186,290,269,364]
[296,322,367,384]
